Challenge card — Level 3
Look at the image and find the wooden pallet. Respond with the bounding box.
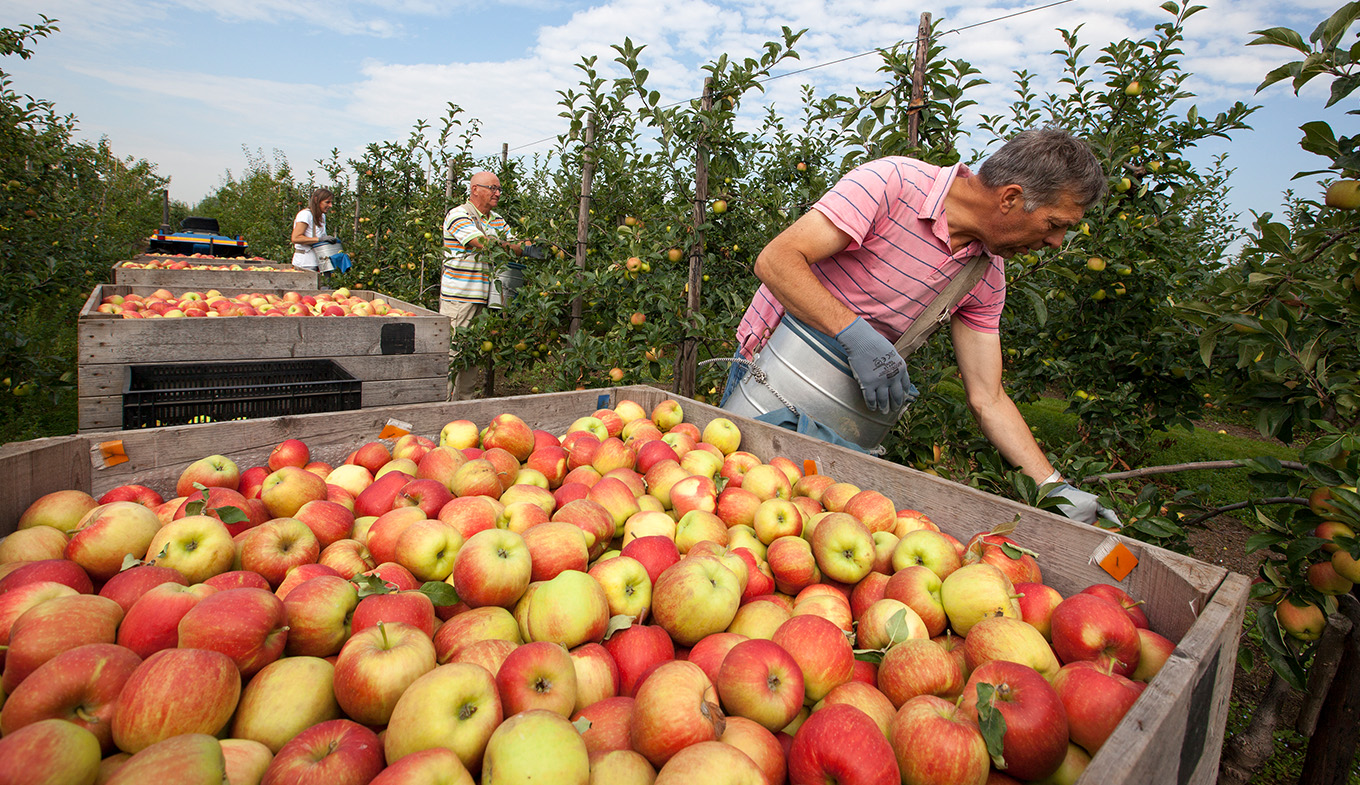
[0,385,1248,784]
[76,285,449,432]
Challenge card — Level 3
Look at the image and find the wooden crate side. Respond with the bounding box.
[1079,572,1250,785]
[112,262,319,290]
[0,437,92,534]
[359,378,447,408]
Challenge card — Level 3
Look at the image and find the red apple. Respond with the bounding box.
[630,659,724,768]
[888,694,990,785]
[787,703,899,784]
[958,660,1068,781]
[111,647,241,753]
[176,587,289,678]
[261,718,384,785]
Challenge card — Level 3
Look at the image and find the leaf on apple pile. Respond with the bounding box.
[572,717,593,734]
[852,648,885,665]
[351,574,396,598]
[418,581,459,607]
[999,541,1039,561]
[603,614,635,641]
[184,483,248,524]
[990,515,1021,539]
[885,608,913,647]
[120,553,144,571]
[975,682,1009,770]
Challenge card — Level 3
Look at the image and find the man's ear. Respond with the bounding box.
[998,184,1025,214]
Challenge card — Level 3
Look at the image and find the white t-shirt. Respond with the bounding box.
[292,208,327,269]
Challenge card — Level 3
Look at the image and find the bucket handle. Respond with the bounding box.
[699,357,801,417]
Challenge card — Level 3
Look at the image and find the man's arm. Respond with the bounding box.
[951,318,1055,483]
[752,210,857,336]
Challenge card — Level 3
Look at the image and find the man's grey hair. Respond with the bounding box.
[977,128,1107,211]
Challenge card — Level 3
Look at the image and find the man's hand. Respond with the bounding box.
[836,317,907,413]
[1042,471,1121,526]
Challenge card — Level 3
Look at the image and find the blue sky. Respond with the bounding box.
[2,0,1351,235]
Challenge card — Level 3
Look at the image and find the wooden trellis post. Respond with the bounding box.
[676,78,714,399]
[571,115,597,340]
[908,12,931,149]
[483,144,511,398]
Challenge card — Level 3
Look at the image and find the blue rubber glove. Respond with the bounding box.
[836,317,907,414]
[1042,470,1122,526]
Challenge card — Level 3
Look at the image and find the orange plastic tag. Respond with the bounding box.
[1098,541,1139,582]
[379,418,414,440]
[802,460,817,476]
[95,440,129,468]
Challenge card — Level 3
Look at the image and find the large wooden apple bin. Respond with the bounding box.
[0,386,1247,784]
[76,285,450,432]
[112,257,319,290]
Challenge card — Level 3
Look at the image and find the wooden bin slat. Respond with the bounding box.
[113,257,319,289]
[0,385,1246,785]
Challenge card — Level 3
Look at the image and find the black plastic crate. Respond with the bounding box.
[122,360,362,429]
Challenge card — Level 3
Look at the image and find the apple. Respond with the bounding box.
[440,419,481,449]
[766,535,820,595]
[494,640,578,716]
[675,511,729,554]
[112,647,241,753]
[268,438,312,471]
[939,563,1022,635]
[552,499,614,559]
[815,680,896,739]
[888,695,990,785]
[570,641,620,712]
[481,708,590,784]
[260,718,384,785]
[573,694,635,756]
[384,661,503,774]
[958,660,1068,781]
[240,518,321,588]
[177,586,288,677]
[588,555,653,622]
[620,535,681,585]
[452,529,532,609]
[787,703,900,784]
[603,621,675,696]
[145,515,236,584]
[771,613,854,702]
[17,489,100,535]
[651,556,742,647]
[1051,660,1143,754]
[842,489,896,534]
[643,459,690,509]
[1080,583,1149,629]
[716,638,805,732]
[106,731,230,784]
[438,496,502,540]
[701,418,743,455]
[0,717,102,784]
[654,740,766,784]
[1049,592,1141,677]
[727,595,792,640]
[334,621,437,726]
[64,501,161,582]
[0,642,142,753]
[523,521,590,581]
[116,582,216,658]
[522,569,611,648]
[752,498,803,544]
[282,574,359,657]
[809,512,875,584]
[203,569,271,592]
[98,564,188,614]
[1016,581,1065,641]
[318,538,377,578]
[0,525,68,564]
[0,558,93,596]
[892,529,962,579]
[856,599,928,651]
[1131,627,1176,682]
[261,466,329,519]
[232,656,341,753]
[176,454,241,498]
[352,590,436,638]
[433,605,522,663]
[369,747,474,785]
[650,400,684,431]
[353,470,415,519]
[239,466,270,500]
[630,660,724,768]
[2,593,123,693]
[820,482,861,512]
[964,616,1061,680]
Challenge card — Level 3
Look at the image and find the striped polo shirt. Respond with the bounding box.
[735,158,1005,357]
[440,202,513,304]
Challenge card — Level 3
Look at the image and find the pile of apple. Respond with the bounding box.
[136,254,280,267]
[0,399,1181,785]
[96,288,415,319]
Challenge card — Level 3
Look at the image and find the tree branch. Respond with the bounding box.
[1184,498,1309,527]
[1083,459,1306,483]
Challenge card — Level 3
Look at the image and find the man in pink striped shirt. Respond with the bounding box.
[729,128,1117,524]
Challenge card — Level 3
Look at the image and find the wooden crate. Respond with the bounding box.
[76,285,449,432]
[112,257,319,289]
[0,386,1247,784]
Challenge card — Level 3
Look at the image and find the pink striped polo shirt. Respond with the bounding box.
[735,158,1005,357]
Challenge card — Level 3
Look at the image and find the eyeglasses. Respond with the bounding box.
[474,185,503,193]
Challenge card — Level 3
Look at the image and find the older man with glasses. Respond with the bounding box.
[440,170,526,400]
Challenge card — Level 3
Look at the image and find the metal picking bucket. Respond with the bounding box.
[489,262,526,310]
[721,316,909,450]
[312,241,343,273]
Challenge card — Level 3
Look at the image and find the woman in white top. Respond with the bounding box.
[291,188,334,271]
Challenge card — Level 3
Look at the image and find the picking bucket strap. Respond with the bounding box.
[893,254,990,358]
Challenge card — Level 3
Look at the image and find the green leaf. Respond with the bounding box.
[885,608,912,646]
[1247,26,1308,52]
[418,581,459,607]
[1021,288,1049,326]
[351,573,394,598]
[572,717,592,734]
[1198,329,1219,368]
[853,648,886,665]
[1256,606,1309,690]
[215,505,249,525]
[120,553,143,572]
[975,682,1008,769]
[1245,532,1286,554]
[603,614,635,641]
